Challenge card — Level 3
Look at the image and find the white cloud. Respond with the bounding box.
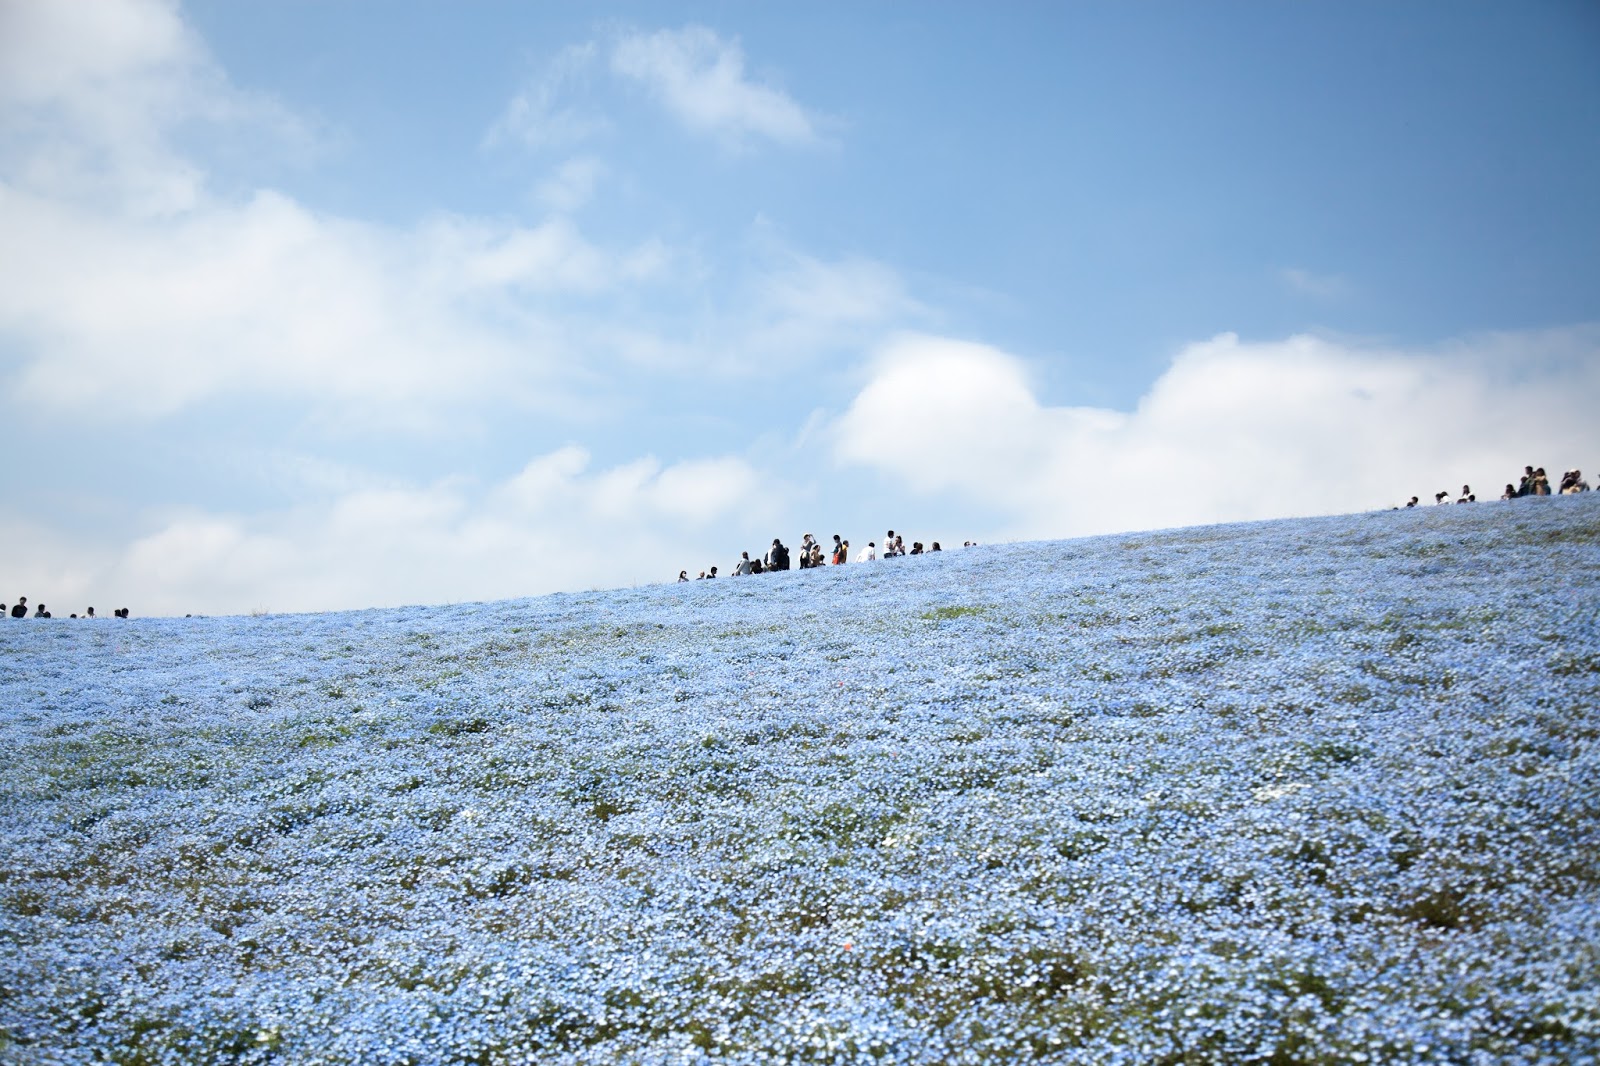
[3,443,787,616]
[0,186,673,422]
[0,10,668,429]
[85,446,783,614]
[611,26,821,148]
[833,328,1600,539]
[0,0,302,216]
[486,43,609,151]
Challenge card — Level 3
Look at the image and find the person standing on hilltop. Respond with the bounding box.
[10,597,26,618]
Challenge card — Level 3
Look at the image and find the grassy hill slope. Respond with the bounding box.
[3,498,1598,1064]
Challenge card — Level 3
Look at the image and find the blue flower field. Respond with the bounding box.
[2,497,1598,1065]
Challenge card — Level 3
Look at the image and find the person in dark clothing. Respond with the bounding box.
[11,598,27,619]
[34,604,50,618]
[767,538,790,571]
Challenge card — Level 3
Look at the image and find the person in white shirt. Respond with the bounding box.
[861,542,877,561]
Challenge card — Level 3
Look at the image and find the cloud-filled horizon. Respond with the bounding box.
[2,0,1597,615]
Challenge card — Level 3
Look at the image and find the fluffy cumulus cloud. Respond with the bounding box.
[0,0,678,426]
[9,446,782,617]
[611,26,822,148]
[0,0,301,216]
[833,329,1600,539]
[0,187,673,422]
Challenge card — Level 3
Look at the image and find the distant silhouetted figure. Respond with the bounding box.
[678,571,688,582]
[706,567,718,579]
[736,552,754,576]
[767,538,790,571]
[34,604,49,618]
[114,608,130,618]
[930,542,941,552]
[86,607,95,618]
[10,598,26,619]
[1518,465,1536,496]
[910,541,924,555]
[831,535,845,565]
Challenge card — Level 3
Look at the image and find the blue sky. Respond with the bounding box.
[2,0,1598,615]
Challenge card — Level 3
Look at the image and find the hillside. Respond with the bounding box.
[2,497,1598,1065]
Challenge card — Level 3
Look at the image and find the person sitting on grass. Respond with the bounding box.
[736,552,754,576]
[767,539,790,571]
[861,541,876,562]
[1501,485,1517,501]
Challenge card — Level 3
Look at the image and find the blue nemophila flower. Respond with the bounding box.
[1,497,1598,1063]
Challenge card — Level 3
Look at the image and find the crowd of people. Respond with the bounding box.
[678,529,977,581]
[1400,463,1590,508]
[11,464,1592,614]
[4,598,130,620]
